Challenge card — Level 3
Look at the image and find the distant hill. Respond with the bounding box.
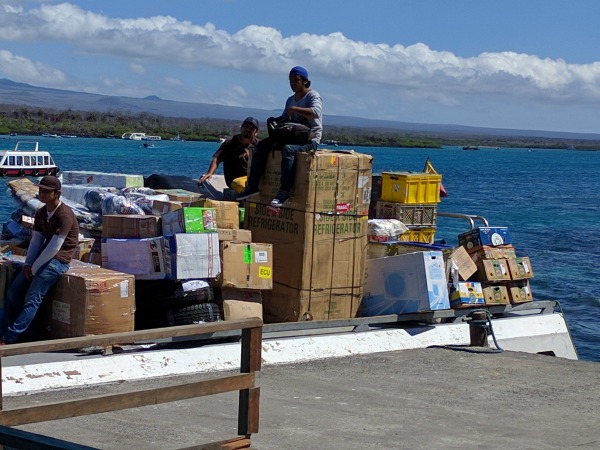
[1,78,599,141]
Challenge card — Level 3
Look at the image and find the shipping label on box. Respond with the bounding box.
[362,251,450,315]
[459,227,512,250]
[162,207,217,235]
[163,233,221,280]
[475,259,511,282]
[217,228,252,243]
[481,284,510,305]
[507,256,534,280]
[45,266,135,338]
[102,237,167,279]
[102,214,161,239]
[449,281,485,308]
[201,200,240,230]
[215,242,273,289]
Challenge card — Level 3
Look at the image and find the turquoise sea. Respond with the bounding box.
[1,136,599,361]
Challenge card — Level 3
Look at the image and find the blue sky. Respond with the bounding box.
[2,1,600,134]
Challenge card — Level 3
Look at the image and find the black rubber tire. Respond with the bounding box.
[172,303,221,325]
[18,170,24,177]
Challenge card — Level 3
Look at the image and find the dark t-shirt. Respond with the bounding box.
[33,202,79,264]
[215,135,255,187]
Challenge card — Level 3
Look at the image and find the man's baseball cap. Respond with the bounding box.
[243,117,259,130]
[37,175,61,191]
[289,66,309,80]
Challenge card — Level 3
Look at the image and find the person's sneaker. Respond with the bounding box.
[236,187,259,201]
[270,191,289,207]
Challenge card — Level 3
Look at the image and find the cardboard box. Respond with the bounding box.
[468,244,516,261]
[217,228,252,243]
[448,246,478,281]
[219,288,263,320]
[162,207,217,234]
[261,283,362,322]
[506,280,533,303]
[62,171,144,189]
[245,202,367,292]
[151,199,183,215]
[163,233,221,280]
[367,241,453,260]
[459,227,512,250]
[507,256,534,280]
[475,259,511,282]
[45,266,135,338]
[257,150,373,215]
[154,189,203,203]
[380,172,442,204]
[201,200,240,230]
[481,284,510,305]
[449,281,485,308]
[362,251,450,315]
[214,242,273,290]
[102,214,161,239]
[102,234,221,280]
[102,237,166,280]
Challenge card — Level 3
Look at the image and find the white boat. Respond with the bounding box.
[170,134,185,141]
[121,132,146,140]
[0,141,59,177]
[142,135,161,141]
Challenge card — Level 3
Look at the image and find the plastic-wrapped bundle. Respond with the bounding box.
[120,191,170,215]
[101,193,146,215]
[120,187,157,196]
[367,219,409,243]
[84,190,112,213]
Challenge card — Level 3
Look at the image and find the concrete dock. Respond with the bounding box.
[7,348,600,449]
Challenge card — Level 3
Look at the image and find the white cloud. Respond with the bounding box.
[0,49,68,86]
[2,2,600,131]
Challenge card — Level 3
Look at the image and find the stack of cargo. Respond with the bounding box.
[449,226,534,308]
[367,171,443,259]
[244,150,372,322]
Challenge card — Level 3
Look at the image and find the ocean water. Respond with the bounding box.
[1,136,599,361]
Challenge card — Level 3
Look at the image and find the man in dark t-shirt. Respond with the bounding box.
[198,117,259,190]
[1,175,79,344]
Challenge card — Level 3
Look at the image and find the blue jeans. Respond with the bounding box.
[247,139,317,193]
[1,258,69,343]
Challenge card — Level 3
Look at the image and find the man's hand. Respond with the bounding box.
[198,173,212,185]
[23,265,33,281]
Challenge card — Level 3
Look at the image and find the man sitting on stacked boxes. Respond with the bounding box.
[237,66,323,207]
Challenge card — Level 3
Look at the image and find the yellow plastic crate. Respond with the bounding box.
[380,172,442,204]
[399,227,436,244]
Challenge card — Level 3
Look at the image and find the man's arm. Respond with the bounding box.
[31,234,66,275]
[198,148,223,184]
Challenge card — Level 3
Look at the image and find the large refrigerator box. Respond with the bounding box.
[45,266,135,339]
[362,251,450,316]
[102,214,161,239]
[261,283,362,323]
[257,150,373,214]
[62,171,144,189]
[245,202,367,293]
[214,241,273,290]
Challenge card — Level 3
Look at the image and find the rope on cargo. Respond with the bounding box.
[428,309,504,354]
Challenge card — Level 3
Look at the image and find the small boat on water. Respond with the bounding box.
[462,145,480,150]
[142,135,161,142]
[0,141,59,177]
[121,132,146,140]
[170,134,185,142]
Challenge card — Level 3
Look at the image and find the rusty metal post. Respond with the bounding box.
[469,310,489,347]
